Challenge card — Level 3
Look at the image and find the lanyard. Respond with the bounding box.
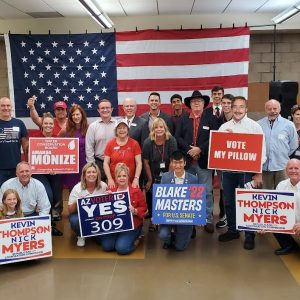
[155,143,165,162]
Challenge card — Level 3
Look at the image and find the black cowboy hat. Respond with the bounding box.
[184,90,210,109]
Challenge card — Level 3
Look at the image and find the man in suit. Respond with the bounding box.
[205,86,224,119]
[175,90,219,234]
[158,150,198,251]
[140,92,173,144]
[122,97,146,146]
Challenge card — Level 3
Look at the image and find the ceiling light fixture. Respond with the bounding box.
[78,0,114,29]
[272,1,300,24]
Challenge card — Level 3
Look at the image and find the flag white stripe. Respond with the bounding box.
[116,35,249,54]
[4,34,16,118]
[117,88,248,105]
[117,62,248,80]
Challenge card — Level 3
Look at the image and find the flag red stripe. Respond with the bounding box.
[117,49,249,67]
[117,75,248,92]
[116,27,250,41]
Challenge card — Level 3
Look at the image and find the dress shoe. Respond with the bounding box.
[52,226,63,236]
[162,232,175,249]
[204,223,214,234]
[191,226,196,239]
[274,245,299,256]
[218,231,240,242]
[243,237,255,250]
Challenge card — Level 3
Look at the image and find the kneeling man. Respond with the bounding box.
[158,151,198,251]
[274,159,300,255]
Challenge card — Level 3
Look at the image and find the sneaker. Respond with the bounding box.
[77,237,85,247]
[216,215,227,228]
[218,231,240,242]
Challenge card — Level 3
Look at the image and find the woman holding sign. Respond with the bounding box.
[32,112,63,236]
[97,163,147,255]
[68,162,107,247]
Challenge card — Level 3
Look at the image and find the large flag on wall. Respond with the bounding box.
[5,27,249,128]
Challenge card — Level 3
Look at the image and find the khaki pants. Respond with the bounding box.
[262,170,287,190]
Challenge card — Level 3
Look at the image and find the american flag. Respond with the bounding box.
[5,27,249,128]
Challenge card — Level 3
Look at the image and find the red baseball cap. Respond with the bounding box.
[53,101,67,109]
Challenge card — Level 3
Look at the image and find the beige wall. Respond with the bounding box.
[1,31,300,114]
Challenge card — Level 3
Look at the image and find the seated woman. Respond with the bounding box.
[103,119,142,189]
[0,189,23,219]
[97,163,147,255]
[68,162,107,247]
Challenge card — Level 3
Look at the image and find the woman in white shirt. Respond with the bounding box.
[68,162,107,247]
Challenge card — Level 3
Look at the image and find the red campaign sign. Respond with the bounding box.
[29,137,79,174]
[208,131,263,173]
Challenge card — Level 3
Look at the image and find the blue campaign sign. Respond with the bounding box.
[77,191,134,237]
[152,184,206,225]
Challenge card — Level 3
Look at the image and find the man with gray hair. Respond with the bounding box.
[122,97,146,146]
[258,99,298,189]
[0,161,51,216]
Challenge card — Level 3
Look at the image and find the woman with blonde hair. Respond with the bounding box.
[97,163,147,254]
[142,117,177,230]
[68,162,107,247]
[0,189,23,219]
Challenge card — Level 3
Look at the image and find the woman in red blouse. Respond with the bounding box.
[103,119,142,189]
[97,163,147,255]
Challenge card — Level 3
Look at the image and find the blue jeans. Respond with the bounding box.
[222,171,255,239]
[96,226,142,255]
[0,168,16,186]
[69,213,81,236]
[33,174,62,208]
[188,164,213,223]
[159,224,193,251]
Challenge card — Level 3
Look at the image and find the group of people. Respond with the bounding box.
[0,85,300,256]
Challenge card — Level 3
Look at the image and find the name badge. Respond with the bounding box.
[203,126,209,130]
[160,162,166,169]
[113,146,120,150]
[131,123,137,127]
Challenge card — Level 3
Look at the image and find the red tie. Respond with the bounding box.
[215,107,220,117]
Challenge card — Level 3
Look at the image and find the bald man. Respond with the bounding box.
[273,159,300,255]
[0,97,28,185]
[258,99,298,189]
[122,98,146,146]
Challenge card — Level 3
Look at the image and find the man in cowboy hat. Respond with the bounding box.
[175,90,219,234]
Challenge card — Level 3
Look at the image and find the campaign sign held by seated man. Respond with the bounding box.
[77,191,134,237]
[152,184,206,225]
[236,189,295,233]
[0,215,52,265]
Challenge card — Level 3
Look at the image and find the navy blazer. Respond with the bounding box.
[140,111,174,145]
[175,109,219,169]
[161,171,198,184]
[128,116,147,146]
[204,106,223,128]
